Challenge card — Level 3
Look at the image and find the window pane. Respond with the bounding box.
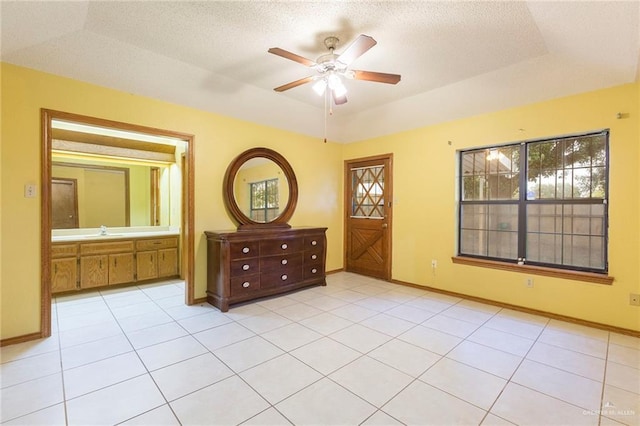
[460,204,518,259]
[527,134,606,201]
[526,203,605,269]
[351,166,384,218]
[461,145,519,201]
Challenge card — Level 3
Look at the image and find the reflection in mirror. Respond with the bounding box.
[50,119,187,230]
[223,147,298,229]
[233,158,290,223]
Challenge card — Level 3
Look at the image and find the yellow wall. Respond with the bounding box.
[344,83,640,331]
[0,63,344,339]
[2,61,638,340]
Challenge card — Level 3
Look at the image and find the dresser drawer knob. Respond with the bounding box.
[281,274,288,281]
[242,282,250,288]
[242,264,250,271]
[311,240,317,246]
[311,268,318,274]
[242,247,250,254]
[281,243,288,250]
[311,254,317,260]
[281,259,288,265]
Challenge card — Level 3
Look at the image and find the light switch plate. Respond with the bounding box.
[24,184,37,198]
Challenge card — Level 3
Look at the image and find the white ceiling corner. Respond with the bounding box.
[1,1,638,143]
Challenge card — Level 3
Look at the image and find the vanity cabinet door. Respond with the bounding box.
[80,255,108,288]
[109,253,134,285]
[158,248,178,277]
[137,250,158,281]
[52,258,77,292]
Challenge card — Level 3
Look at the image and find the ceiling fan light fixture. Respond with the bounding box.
[332,80,347,98]
[312,79,327,96]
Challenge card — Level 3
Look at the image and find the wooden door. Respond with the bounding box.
[158,248,178,277]
[80,255,108,288]
[345,155,393,280]
[52,258,78,292]
[137,251,158,281]
[109,253,134,285]
[52,178,79,229]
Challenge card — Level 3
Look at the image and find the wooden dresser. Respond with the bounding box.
[205,227,327,311]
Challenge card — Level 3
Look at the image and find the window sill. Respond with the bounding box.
[451,256,614,285]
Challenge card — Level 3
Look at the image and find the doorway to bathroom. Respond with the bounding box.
[41,109,195,338]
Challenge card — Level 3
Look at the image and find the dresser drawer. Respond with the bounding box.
[304,250,323,264]
[230,258,259,276]
[229,241,259,259]
[261,268,303,289]
[260,253,303,272]
[304,264,324,280]
[260,238,302,256]
[304,236,324,250]
[230,274,260,296]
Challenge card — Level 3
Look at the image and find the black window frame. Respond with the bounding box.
[458,130,609,274]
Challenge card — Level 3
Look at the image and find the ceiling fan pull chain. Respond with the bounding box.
[323,88,328,143]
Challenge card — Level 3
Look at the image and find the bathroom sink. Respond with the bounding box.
[83,234,124,238]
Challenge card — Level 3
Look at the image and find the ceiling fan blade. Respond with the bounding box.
[268,47,316,67]
[333,90,347,105]
[337,34,377,66]
[352,70,401,85]
[274,76,315,92]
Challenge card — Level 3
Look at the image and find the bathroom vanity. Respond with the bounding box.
[51,231,179,293]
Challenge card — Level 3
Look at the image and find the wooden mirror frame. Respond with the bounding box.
[223,147,298,229]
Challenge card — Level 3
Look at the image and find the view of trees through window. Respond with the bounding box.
[250,178,279,222]
[459,131,608,272]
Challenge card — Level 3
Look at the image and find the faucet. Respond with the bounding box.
[100,225,107,236]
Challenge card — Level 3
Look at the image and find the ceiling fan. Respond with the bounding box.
[268,34,401,105]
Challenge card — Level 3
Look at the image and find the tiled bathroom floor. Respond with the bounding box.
[1,272,638,425]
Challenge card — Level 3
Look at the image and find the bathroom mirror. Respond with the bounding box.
[224,147,298,229]
[49,120,183,230]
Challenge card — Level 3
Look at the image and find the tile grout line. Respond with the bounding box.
[98,281,187,425]
[53,298,72,426]
[477,307,549,425]
[596,332,611,426]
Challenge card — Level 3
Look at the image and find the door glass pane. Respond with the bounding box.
[351,165,384,218]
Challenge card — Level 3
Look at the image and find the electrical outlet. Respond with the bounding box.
[630,293,640,306]
[431,259,437,268]
[525,277,534,288]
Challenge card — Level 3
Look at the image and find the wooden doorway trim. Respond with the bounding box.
[344,153,393,281]
[41,109,196,338]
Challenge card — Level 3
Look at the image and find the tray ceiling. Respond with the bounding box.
[2,1,639,143]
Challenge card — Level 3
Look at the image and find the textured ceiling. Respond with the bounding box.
[2,1,639,143]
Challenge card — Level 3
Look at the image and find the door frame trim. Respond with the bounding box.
[343,153,393,281]
[40,109,196,338]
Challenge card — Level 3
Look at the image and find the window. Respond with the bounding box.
[459,131,608,273]
[250,178,279,222]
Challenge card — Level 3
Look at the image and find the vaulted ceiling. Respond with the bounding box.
[2,1,639,143]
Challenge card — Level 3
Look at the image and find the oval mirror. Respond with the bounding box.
[223,148,298,229]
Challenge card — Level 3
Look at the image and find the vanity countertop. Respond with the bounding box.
[52,227,179,242]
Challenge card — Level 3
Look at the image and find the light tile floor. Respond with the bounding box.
[1,272,638,425]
